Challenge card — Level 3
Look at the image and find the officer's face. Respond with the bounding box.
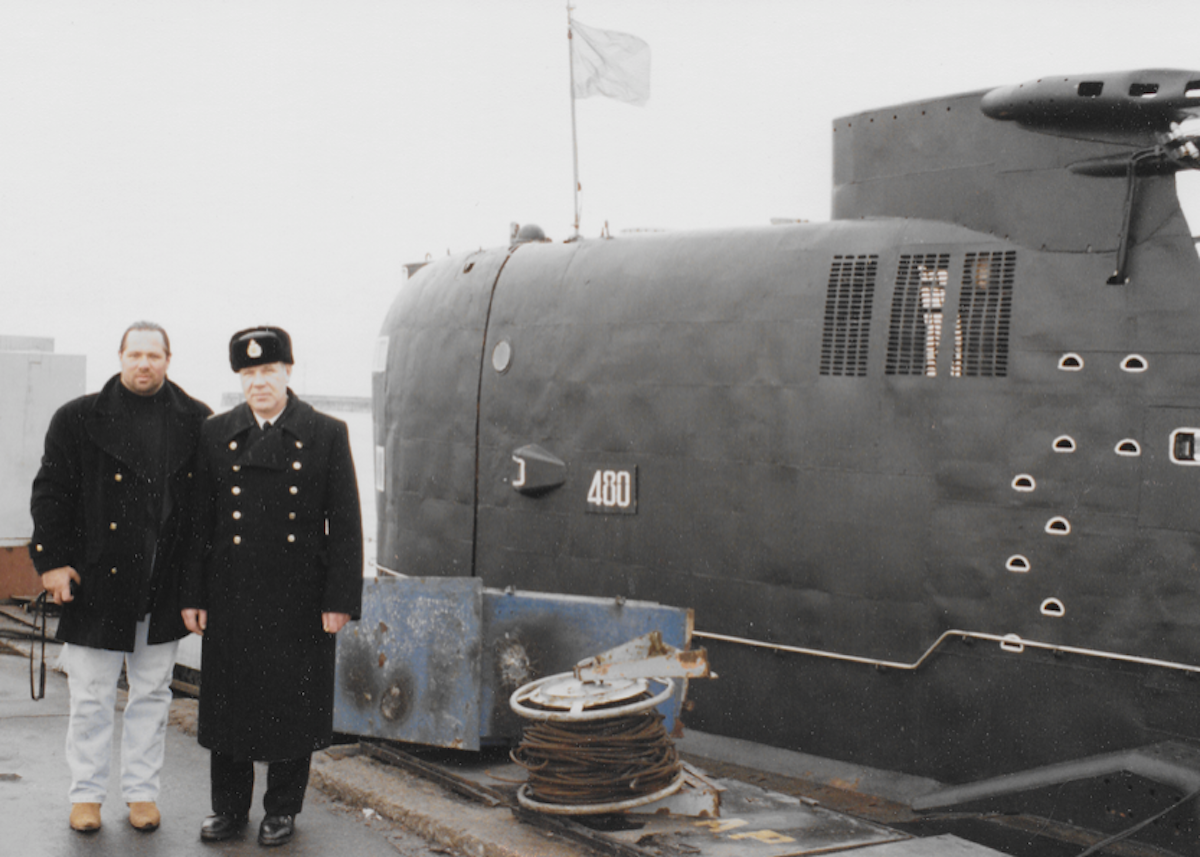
[239,362,291,420]
[118,329,170,396]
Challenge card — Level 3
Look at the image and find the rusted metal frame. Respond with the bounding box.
[693,628,1200,675]
[360,739,506,808]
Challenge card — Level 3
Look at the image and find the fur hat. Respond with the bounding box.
[229,326,293,371]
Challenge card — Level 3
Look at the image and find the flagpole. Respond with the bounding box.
[567,3,581,239]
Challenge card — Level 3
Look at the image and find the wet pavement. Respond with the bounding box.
[0,647,449,857]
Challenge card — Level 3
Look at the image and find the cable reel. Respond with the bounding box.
[509,673,684,814]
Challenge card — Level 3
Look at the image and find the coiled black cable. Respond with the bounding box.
[511,708,680,806]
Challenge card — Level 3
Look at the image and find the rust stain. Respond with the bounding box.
[378,653,387,668]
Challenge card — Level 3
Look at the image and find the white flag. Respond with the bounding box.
[570,19,650,107]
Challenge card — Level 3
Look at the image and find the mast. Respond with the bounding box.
[567,4,581,239]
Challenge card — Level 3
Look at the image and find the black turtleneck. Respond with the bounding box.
[118,382,172,615]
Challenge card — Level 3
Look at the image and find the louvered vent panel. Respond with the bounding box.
[885,254,950,376]
[819,255,877,376]
[953,251,1016,377]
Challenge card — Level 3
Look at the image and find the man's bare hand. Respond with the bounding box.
[182,608,207,636]
[322,612,350,634]
[42,566,80,605]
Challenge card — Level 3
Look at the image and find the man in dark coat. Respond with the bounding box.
[30,322,212,834]
[182,326,362,847]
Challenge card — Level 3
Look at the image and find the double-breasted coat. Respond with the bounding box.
[183,393,362,760]
[29,374,212,651]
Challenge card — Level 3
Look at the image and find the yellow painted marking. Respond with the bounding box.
[729,830,797,844]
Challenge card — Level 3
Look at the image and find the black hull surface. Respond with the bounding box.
[373,70,1200,846]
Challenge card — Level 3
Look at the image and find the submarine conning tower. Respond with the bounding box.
[831,69,1200,266]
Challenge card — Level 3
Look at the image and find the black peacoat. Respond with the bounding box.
[29,374,212,651]
[183,392,363,760]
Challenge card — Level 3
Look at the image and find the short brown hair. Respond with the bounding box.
[119,322,171,356]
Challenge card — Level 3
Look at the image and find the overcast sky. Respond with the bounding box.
[4,0,1200,407]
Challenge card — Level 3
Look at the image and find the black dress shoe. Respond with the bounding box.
[258,815,295,846]
[200,813,247,842]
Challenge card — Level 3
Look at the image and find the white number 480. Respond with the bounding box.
[587,469,632,509]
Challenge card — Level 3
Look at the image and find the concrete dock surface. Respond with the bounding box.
[1,605,1016,857]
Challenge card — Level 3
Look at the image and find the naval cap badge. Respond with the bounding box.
[247,339,263,359]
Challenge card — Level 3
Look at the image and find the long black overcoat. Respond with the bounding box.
[29,374,211,650]
[183,393,362,760]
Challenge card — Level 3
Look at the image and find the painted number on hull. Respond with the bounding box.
[585,466,637,515]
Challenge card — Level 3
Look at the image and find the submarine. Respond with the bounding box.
[371,68,1200,851]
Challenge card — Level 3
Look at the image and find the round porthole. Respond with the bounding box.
[1045,517,1071,535]
[1115,439,1141,457]
[1040,598,1066,617]
[492,340,513,374]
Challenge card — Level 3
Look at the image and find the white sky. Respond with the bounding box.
[4,0,1200,407]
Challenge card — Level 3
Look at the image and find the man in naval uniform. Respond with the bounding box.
[30,322,211,833]
[182,326,362,846]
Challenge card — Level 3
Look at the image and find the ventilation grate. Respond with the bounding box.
[820,255,878,376]
[885,253,951,376]
[952,251,1016,377]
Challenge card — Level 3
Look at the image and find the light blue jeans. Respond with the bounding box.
[63,618,180,803]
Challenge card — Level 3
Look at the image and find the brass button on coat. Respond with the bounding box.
[233,535,242,545]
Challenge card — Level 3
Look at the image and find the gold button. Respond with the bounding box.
[292,461,302,470]
[35,544,43,552]
[232,486,241,495]
[229,441,238,450]
[289,486,298,495]
[287,534,296,543]
[109,522,117,531]
[233,535,242,545]
[288,512,296,520]
[232,465,241,472]
[232,511,242,520]
[110,567,117,575]
[114,473,123,482]
[295,441,303,449]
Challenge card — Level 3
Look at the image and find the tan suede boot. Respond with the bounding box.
[69,802,102,832]
[128,801,161,831]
